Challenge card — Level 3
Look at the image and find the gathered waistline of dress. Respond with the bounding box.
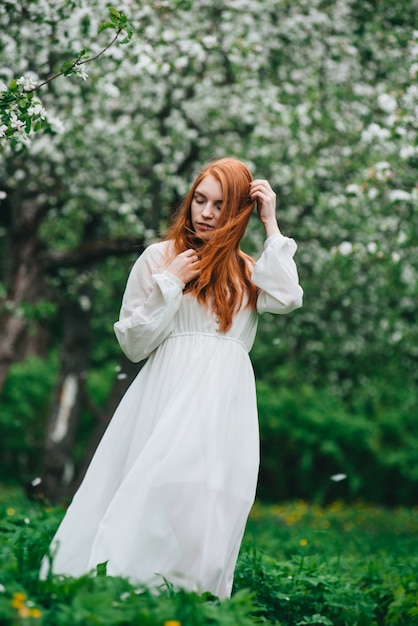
[166,332,249,352]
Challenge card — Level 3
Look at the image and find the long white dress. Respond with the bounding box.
[41,233,302,598]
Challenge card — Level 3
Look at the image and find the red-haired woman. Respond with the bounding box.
[42,157,303,598]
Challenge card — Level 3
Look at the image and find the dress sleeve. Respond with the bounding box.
[252,233,303,314]
[113,244,184,362]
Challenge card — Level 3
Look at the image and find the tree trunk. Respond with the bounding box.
[41,295,92,503]
[0,198,46,391]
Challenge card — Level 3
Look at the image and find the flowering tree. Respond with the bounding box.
[0,0,417,499]
[0,7,133,150]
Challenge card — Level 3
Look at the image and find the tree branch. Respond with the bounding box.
[40,236,146,270]
[27,30,122,93]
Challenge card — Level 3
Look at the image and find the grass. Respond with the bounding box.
[0,486,417,625]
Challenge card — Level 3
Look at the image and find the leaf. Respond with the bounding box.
[98,21,116,34]
[60,61,74,72]
[120,26,134,45]
[108,7,121,19]
[96,560,108,576]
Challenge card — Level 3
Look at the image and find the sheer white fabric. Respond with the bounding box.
[41,234,302,598]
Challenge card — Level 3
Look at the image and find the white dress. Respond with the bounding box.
[41,233,302,598]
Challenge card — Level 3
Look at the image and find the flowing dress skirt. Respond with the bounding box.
[41,333,259,598]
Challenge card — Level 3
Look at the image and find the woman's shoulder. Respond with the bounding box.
[135,239,175,271]
[142,239,173,256]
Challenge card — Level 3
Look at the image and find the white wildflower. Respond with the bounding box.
[368,187,378,200]
[0,124,8,137]
[0,81,7,92]
[367,242,377,254]
[0,191,7,200]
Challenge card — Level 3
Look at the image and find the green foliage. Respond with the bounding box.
[235,502,418,625]
[256,370,418,505]
[0,354,57,483]
[1,489,417,625]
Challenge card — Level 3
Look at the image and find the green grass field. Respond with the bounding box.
[0,486,417,625]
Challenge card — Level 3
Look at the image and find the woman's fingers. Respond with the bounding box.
[167,249,200,284]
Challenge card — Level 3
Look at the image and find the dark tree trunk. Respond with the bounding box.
[41,295,92,503]
[0,197,46,391]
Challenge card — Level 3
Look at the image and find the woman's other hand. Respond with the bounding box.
[250,179,280,238]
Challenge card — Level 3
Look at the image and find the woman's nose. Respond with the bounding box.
[201,202,214,217]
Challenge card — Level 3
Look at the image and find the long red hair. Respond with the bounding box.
[166,157,258,332]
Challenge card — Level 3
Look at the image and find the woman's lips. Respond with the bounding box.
[196,222,214,231]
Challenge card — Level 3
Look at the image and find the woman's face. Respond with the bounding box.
[190,174,223,240]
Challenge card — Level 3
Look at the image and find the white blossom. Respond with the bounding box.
[374,161,390,170]
[338,241,353,256]
[361,123,391,143]
[73,63,89,80]
[27,102,46,119]
[9,112,25,131]
[399,145,416,159]
[345,183,361,195]
[389,189,411,202]
[378,92,397,113]
[47,114,65,134]
[0,124,8,137]
[16,75,37,91]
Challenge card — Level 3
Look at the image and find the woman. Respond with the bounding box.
[41,157,303,598]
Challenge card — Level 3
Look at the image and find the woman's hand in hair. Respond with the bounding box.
[250,179,281,238]
[167,249,200,285]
